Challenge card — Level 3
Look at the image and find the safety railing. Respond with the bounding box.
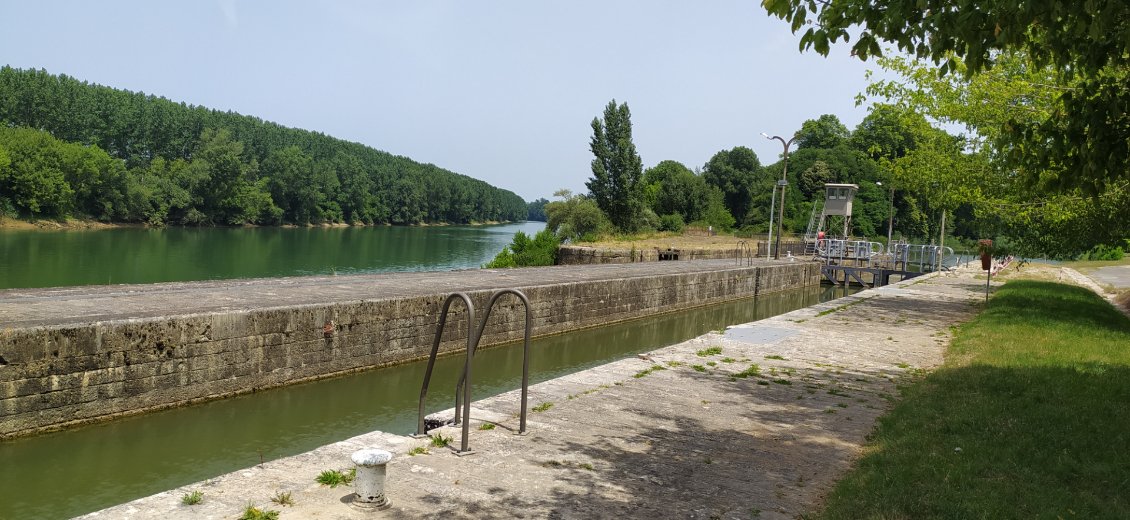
[735,240,753,266]
[415,289,533,454]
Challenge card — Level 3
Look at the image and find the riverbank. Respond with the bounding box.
[0,217,518,231]
[81,266,990,519]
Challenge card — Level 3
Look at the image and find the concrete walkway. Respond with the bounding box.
[81,268,987,520]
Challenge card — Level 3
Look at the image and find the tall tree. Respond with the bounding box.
[702,146,764,224]
[796,114,850,150]
[586,100,645,231]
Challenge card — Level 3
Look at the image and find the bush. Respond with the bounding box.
[658,213,685,233]
[545,191,612,242]
[1082,244,1125,261]
[485,229,560,268]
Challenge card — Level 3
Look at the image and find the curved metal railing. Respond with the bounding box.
[416,288,533,454]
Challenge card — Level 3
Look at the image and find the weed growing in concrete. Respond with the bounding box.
[408,446,429,456]
[757,380,769,386]
[696,346,723,357]
[824,409,837,414]
[315,468,355,488]
[665,360,685,367]
[430,434,453,447]
[772,379,792,385]
[692,364,707,372]
[764,355,786,360]
[633,365,667,378]
[732,364,761,379]
[828,388,849,397]
[478,423,496,431]
[579,462,594,471]
[181,490,203,506]
[706,361,717,367]
[239,504,280,520]
[270,491,294,506]
[720,357,736,363]
[533,402,553,412]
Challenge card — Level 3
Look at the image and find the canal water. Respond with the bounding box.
[0,284,857,518]
[0,222,546,289]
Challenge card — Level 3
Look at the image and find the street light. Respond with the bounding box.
[762,132,798,259]
[876,181,894,246]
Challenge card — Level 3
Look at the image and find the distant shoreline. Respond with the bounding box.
[0,218,523,231]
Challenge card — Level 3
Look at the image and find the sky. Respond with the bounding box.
[0,1,884,201]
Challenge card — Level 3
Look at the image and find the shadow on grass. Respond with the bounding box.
[986,280,1130,334]
[820,363,1130,519]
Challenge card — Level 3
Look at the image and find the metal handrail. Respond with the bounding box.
[416,288,534,454]
[453,290,533,436]
[416,293,475,438]
[735,240,753,266]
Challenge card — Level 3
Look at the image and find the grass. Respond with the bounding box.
[180,490,203,506]
[532,402,553,412]
[270,491,294,506]
[429,433,453,447]
[817,280,1130,519]
[732,364,761,379]
[478,422,496,431]
[239,504,280,520]
[315,468,356,488]
[696,346,723,357]
[692,364,707,372]
[633,365,667,378]
[408,446,429,456]
[764,354,786,360]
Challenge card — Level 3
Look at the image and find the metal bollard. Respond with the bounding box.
[350,448,392,511]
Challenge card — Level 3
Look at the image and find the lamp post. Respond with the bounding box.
[762,132,797,259]
[876,181,894,246]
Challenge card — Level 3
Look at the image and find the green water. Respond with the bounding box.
[0,284,856,518]
[0,222,545,289]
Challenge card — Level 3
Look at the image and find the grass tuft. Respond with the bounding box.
[633,365,667,378]
[817,280,1130,519]
[732,364,761,379]
[181,490,203,506]
[315,468,355,488]
[429,434,452,447]
[270,491,294,506]
[239,504,280,520]
[532,402,553,412]
[696,346,723,357]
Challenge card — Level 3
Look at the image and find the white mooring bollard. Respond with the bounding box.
[350,448,393,511]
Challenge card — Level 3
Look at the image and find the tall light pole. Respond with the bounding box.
[876,181,894,246]
[762,132,797,259]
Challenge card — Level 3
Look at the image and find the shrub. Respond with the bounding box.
[658,213,685,233]
[545,190,612,242]
[484,228,560,268]
[1082,244,1125,261]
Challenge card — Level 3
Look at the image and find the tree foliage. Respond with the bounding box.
[586,100,646,232]
[545,190,610,243]
[762,0,1130,193]
[0,67,525,224]
[701,146,765,225]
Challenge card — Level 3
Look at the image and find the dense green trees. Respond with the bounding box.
[763,0,1130,194]
[0,66,526,225]
[587,100,647,231]
[702,146,765,224]
[526,198,548,222]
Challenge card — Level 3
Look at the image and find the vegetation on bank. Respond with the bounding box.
[0,67,525,226]
[818,279,1130,518]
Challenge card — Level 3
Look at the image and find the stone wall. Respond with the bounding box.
[557,245,740,264]
[0,262,820,439]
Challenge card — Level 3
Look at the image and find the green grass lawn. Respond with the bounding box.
[818,280,1130,519]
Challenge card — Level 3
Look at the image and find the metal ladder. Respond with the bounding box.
[735,240,753,265]
[415,289,532,454]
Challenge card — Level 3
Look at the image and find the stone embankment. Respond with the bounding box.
[0,259,818,439]
[83,266,990,519]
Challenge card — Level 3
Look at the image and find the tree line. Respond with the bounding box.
[0,66,526,225]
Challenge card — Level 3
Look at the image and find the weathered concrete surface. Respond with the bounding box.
[1083,265,1130,290]
[0,260,819,438]
[82,267,988,519]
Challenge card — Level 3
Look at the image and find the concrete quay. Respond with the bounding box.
[82,267,988,519]
[0,259,819,438]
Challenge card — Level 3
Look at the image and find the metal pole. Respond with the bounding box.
[763,133,797,260]
[887,187,894,246]
[767,185,776,258]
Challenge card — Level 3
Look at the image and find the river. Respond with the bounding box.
[0,222,546,289]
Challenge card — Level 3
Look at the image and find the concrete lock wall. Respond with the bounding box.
[556,245,739,264]
[0,263,820,438]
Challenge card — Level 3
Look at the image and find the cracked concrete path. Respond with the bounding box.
[80,267,987,520]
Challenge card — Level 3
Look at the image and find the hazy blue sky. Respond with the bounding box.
[0,1,882,201]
